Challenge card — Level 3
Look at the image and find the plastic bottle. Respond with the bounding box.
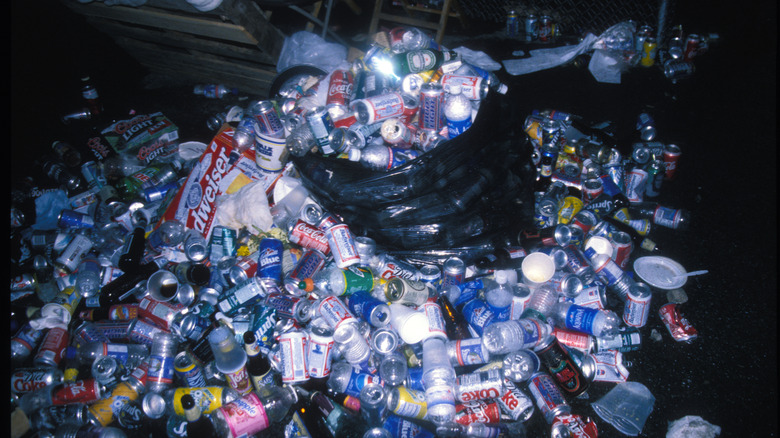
[73,254,103,298]
[444,84,473,139]
[229,116,257,163]
[303,264,376,297]
[421,337,456,426]
[519,283,559,321]
[484,270,515,321]
[193,84,238,99]
[286,123,317,157]
[348,143,420,171]
[327,361,381,398]
[147,332,178,394]
[146,219,186,253]
[552,301,620,337]
[379,352,409,387]
[51,141,82,168]
[206,384,298,438]
[481,318,552,355]
[627,201,691,230]
[208,326,253,396]
[73,341,149,369]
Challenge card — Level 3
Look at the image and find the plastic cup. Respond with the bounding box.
[591,381,655,436]
[388,303,428,345]
[521,252,556,288]
[146,270,179,302]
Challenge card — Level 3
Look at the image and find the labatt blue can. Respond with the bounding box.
[257,238,283,285]
[346,290,391,328]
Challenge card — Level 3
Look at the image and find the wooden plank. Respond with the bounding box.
[64,1,260,45]
[218,0,286,63]
[404,4,460,18]
[377,12,440,30]
[84,16,277,66]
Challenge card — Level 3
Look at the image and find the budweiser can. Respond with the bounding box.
[34,326,70,368]
[284,249,327,295]
[325,223,360,268]
[276,330,310,383]
[265,293,313,323]
[352,92,406,125]
[454,399,501,425]
[624,168,648,203]
[662,143,682,180]
[249,100,285,138]
[326,69,353,107]
[307,324,335,378]
[441,256,466,290]
[381,118,416,148]
[288,219,330,255]
[317,295,357,330]
[659,303,698,342]
[610,231,634,269]
[623,282,652,328]
[591,350,629,383]
[456,368,504,403]
[11,368,65,394]
[527,371,571,424]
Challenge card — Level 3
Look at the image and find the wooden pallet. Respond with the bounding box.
[62,0,287,96]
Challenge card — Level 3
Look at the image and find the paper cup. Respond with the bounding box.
[521,253,556,288]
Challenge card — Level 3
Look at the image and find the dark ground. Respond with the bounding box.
[10,0,777,437]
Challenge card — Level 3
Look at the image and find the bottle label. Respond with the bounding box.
[446,116,472,139]
[422,302,447,339]
[452,338,490,366]
[173,387,222,416]
[392,386,428,419]
[405,50,437,73]
[345,371,382,398]
[224,366,253,395]
[518,319,544,348]
[340,265,375,295]
[564,305,599,335]
[106,343,130,364]
[220,393,270,437]
[653,206,680,229]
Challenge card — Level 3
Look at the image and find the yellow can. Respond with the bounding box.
[388,386,428,420]
[640,38,658,67]
[88,381,142,427]
[558,196,584,224]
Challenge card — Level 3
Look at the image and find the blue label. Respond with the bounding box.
[148,354,175,383]
[344,369,382,398]
[384,414,435,438]
[453,339,489,366]
[564,305,599,335]
[447,116,472,139]
[463,299,495,336]
[598,174,622,197]
[257,238,283,282]
[453,286,480,308]
[406,366,425,392]
[346,290,382,322]
[518,319,543,347]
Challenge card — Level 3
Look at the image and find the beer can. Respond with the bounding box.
[34,326,70,368]
[266,293,313,323]
[510,283,532,320]
[388,386,428,420]
[456,368,504,403]
[548,271,583,298]
[325,223,360,268]
[624,168,649,203]
[623,282,652,328]
[11,368,65,394]
[400,93,419,126]
[506,9,519,37]
[454,399,501,425]
[229,255,258,286]
[591,350,630,383]
[570,282,607,310]
[659,303,698,342]
[662,143,682,180]
[352,92,406,125]
[307,325,335,378]
[276,330,310,383]
[636,112,656,141]
[283,249,327,295]
[610,231,634,269]
[441,256,466,290]
[524,14,538,41]
[57,209,95,229]
[257,237,284,285]
[462,299,496,337]
[317,295,357,330]
[384,277,433,307]
[594,327,642,353]
[249,100,285,138]
[127,318,169,346]
[347,290,391,328]
[381,118,415,148]
[306,106,336,154]
[527,371,571,424]
[54,233,94,273]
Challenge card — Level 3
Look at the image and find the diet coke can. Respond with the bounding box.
[11,368,65,394]
[456,368,504,403]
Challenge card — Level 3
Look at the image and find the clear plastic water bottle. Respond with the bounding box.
[379,351,408,387]
[193,84,238,99]
[552,302,620,337]
[286,124,317,157]
[147,219,186,253]
[421,337,456,426]
[519,283,559,321]
[484,270,515,321]
[75,253,103,298]
[75,341,149,368]
[481,318,552,355]
[229,116,257,163]
[444,84,473,139]
[147,332,178,394]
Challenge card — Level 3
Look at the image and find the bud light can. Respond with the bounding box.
[249,100,285,138]
[527,371,571,424]
[418,82,446,132]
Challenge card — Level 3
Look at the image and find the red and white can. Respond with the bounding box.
[662,144,682,180]
[276,330,310,383]
[33,326,70,368]
[317,296,357,330]
[552,414,599,438]
[288,219,330,255]
[553,327,593,353]
[11,368,64,394]
[623,282,652,327]
[610,231,633,269]
[582,178,604,203]
[138,297,186,331]
[454,399,502,425]
[306,327,335,378]
[456,368,504,403]
[496,378,535,421]
[659,303,698,342]
[352,92,406,125]
[624,168,648,203]
[51,379,104,406]
[325,223,360,269]
[326,69,353,107]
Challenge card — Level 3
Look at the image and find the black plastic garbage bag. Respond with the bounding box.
[291,88,536,262]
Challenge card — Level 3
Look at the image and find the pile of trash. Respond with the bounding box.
[10,25,720,438]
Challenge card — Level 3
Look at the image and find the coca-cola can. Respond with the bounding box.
[276,330,310,383]
[662,144,682,180]
[454,399,502,425]
[11,368,65,394]
[289,219,330,255]
[659,303,698,342]
[496,378,534,421]
[327,69,353,107]
[456,368,504,403]
[551,414,599,438]
[34,326,70,368]
[51,379,104,406]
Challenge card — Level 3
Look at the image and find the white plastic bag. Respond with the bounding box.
[276,31,348,73]
[214,179,274,233]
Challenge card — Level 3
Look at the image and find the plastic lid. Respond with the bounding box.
[632,256,687,290]
[298,278,315,292]
[348,148,361,161]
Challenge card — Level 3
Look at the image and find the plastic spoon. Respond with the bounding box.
[674,270,709,280]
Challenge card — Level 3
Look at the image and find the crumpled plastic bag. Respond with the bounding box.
[502,33,598,76]
[31,189,69,230]
[454,46,502,71]
[666,416,722,438]
[588,21,638,84]
[277,31,348,74]
[214,179,274,233]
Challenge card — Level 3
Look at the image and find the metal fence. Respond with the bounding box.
[456,0,674,37]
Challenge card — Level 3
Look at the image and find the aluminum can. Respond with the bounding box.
[625,167,648,203]
[138,296,186,331]
[590,350,629,383]
[663,143,682,180]
[229,255,258,286]
[447,338,491,367]
[418,264,441,288]
[663,59,696,82]
[524,15,538,41]
[174,350,207,387]
[91,355,126,391]
[266,293,312,323]
[594,326,642,353]
[57,209,95,229]
[510,284,532,320]
[288,219,330,255]
[276,330,310,383]
[51,379,104,406]
[506,9,519,37]
[307,325,335,378]
[538,16,553,42]
[548,271,583,298]
[381,118,415,148]
[640,37,658,67]
[284,249,327,294]
[257,237,284,285]
[353,92,406,125]
[34,326,70,368]
[636,112,656,141]
[454,399,501,425]
[54,233,93,272]
[581,178,604,204]
[496,378,534,421]
[346,290,391,327]
[387,386,428,420]
[623,282,652,327]
[374,255,420,281]
[683,34,701,61]
[306,106,336,154]
[127,318,169,346]
[209,226,237,264]
[88,379,143,427]
[417,82,445,132]
[11,368,65,394]
[557,196,583,225]
[659,303,698,342]
[527,371,571,424]
[317,295,358,330]
[534,335,588,397]
[249,100,285,138]
[384,277,433,306]
[11,273,37,292]
[610,231,634,269]
[441,256,466,290]
[327,69,353,107]
[325,223,361,268]
[456,368,504,403]
[645,159,665,197]
[552,414,599,438]
[553,327,593,353]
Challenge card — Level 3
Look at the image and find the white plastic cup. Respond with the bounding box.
[389,303,428,345]
[521,253,556,288]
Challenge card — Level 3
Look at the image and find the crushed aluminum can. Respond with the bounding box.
[659,303,698,342]
[552,414,599,438]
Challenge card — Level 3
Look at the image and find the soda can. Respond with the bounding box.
[456,368,504,403]
[610,231,634,269]
[527,371,571,424]
[138,296,186,331]
[552,414,599,438]
[441,256,466,290]
[553,327,593,353]
[557,196,583,225]
[387,386,428,420]
[51,379,104,406]
[454,399,501,425]
[54,233,94,273]
[249,100,285,138]
[91,355,126,391]
[88,379,143,427]
[352,92,406,125]
[127,318,169,346]
[174,350,207,388]
[581,178,604,204]
[34,326,70,368]
[447,338,491,367]
[229,255,259,286]
[496,378,534,421]
[374,255,420,281]
[506,9,519,37]
[659,303,698,342]
[384,277,433,306]
[307,325,335,378]
[306,106,336,154]
[663,144,682,180]
[640,37,658,67]
[288,219,330,255]
[276,330,310,383]
[538,16,553,42]
[325,223,361,268]
[57,209,95,229]
[636,112,656,141]
[11,368,65,394]
[327,69,353,107]
[624,168,649,203]
[683,34,701,61]
[524,14,538,41]
[418,82,446,132]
